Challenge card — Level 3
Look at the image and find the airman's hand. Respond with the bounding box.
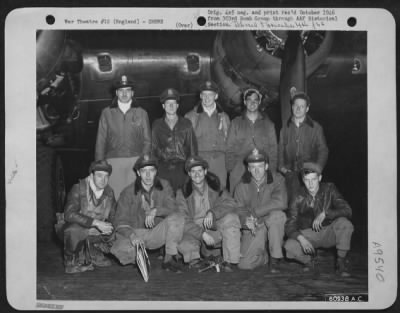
[130,237,144,247]
[280,167,291,175]
[202,232,215,246]
[145,208,157,229]
[312,211,326,232]
[203,212,214,229]
[92,220,114,235]
[219,114,229,137]
[298,235,315,255]
[245,215,257,235]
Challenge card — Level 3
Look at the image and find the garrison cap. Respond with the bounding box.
[160,88,180,103]
[89,160,112,175]
[114,75,135,90]
[185,156,209,172]
[134,154,159,171]
[301,162,322,175]
[245,148,269,164]
[199,80,219,93]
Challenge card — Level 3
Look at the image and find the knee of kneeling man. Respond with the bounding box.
[334,217,354,231]
[221,213,240,226]
[63,226,74,237]
[64,223,85,236]
[177,241,187,252]
[178,241,195,252]
[284,238,299,251]
[166,213,185,224]
[268,210,287,223]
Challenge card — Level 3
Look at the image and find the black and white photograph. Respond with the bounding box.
[4,7,397,310]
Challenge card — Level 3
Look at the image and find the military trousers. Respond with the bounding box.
[228,160,246,195]
[107,156,138,200]
[199,151,227,190]
[178,213,241,264]
[284,217,354,264]
[238,210,287,270]
[157,160,187,193]
[284,170,302,204]
[63,223,113,264]
[110,214,184,265]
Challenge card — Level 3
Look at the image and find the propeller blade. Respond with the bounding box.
[279,31,306,124]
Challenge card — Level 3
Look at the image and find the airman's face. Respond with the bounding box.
[188,165,207,185]
[91,171,110,190]
[302,172,322,195]
[200,90,218,108]
[292,98,309,120]
[245,93,261,113]
[248,162,268,183]
[116,87,134,103]
[138,166,157,188]
[162,99,179,115]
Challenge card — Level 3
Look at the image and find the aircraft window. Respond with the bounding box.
[186,53,200,72]
[97,54,112,72]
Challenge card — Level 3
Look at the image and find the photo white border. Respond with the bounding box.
[4,7,397,310]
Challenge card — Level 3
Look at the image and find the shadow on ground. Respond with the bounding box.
[37,241,368,302]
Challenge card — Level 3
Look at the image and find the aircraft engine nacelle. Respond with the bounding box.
[36,30,83,135]
[212,30,334,112]
[37,30,83,93]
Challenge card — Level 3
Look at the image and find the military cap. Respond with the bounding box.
[301,162,322,175]
[134,154,159,171]
[185,156,209,172]
[89,160,112,175]
[245,148,269,164]
[160,88,180,103]
[114,75,135,90]
[199,80,219,93]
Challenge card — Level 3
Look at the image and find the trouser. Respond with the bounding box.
[199,151,227,190]
[284,170,302,204]
[238,210,287,270]
[157,160,187,193]
[228,160,246,195]
[284,217,354,264]
[178,213,241,264]
[107,156,139,200]
[110,214,184,265]
[63,223,113,264]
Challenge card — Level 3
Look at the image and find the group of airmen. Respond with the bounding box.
[59,75,354,278]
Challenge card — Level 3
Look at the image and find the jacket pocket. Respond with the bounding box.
[106,133,117,151]
[130,118,143,136]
